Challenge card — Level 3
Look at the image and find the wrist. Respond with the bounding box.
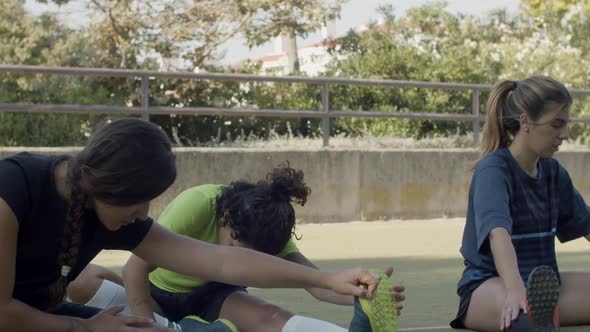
[504,278,525,292]
[311,270,332,290]
[129,298,156,317]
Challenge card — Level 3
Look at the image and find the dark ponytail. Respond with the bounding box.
[479,80,519,160]
[475,76,572,169]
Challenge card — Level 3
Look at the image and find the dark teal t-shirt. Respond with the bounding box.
[457,148,590,294]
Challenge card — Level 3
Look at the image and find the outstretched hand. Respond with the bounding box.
[501,283,527,331]
[325,267,381,299]
[384,266,406,315]
[81,306,156,332]
[79,306,177,332]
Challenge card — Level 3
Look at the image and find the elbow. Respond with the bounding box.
[122,255,153,284]
[122,256,140,284]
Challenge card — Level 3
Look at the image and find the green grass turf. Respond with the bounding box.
[98,220,590,331]
[249,252,590,331]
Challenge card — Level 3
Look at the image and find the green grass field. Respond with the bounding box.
[94,219,590,331]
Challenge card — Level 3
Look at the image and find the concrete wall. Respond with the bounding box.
[2,148,589,222]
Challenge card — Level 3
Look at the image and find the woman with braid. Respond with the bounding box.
[0,118,392,332]
[67,164,404,332]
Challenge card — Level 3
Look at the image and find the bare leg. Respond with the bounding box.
[463,272,590,331]
[557,271,590,326]
[218,292,294,332]
[218,292,346,332]
[463,277,506,332]
[67,263,123,303]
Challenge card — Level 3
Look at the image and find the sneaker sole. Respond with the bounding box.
[526,266,560,332]
[359,271,398,332]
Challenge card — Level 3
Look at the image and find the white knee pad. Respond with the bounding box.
[282,315,347,332]
[85,279,129,309]
[85,279,173,328]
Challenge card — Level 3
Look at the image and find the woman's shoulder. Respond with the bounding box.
[474,149,511,174]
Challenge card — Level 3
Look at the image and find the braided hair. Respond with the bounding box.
[44,119,176,309]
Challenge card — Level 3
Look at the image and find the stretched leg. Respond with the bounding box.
[558,271,590,326]
[463,277,507,332]
[67,263,123,303]
[465,268,562,332]
[66,263,174,327]
[218,292,346,332]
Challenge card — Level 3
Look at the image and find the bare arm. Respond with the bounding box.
[0,198,84,332]
[132,223,378,297]
[489,228,523,290]
[121,255,162,320]
[283,252,353,305]
[489,227,526,330]
[0,198,158,332]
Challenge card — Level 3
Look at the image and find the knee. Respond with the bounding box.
[254,303,293,330]
[67,265,106,303]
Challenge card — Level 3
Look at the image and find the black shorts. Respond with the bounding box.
[150,282,247,323]
[450,278,493,329]
[49,302,103,319]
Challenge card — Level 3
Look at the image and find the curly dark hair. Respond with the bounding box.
[215,162,311,255]
[44,118,176,310]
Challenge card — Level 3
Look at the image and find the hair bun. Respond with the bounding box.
[269,182,291,203]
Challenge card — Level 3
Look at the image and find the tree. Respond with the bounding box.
[0,0,108,145]
[37,0,345,71]
[241,0,345,74]
[13,0,590,145]
[322,2,590,140]
[520,0,590,55]
[323,3,502,138]
[520,0,590,18]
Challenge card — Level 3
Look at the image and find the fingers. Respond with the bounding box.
[501,307,510,330]
[348,284,370,298]
[501,305,519,330]
[384,266,394,277]
[356,269,380,299]
[506,306,514,330]
[390,284,405,292]
[511,305,519,321]
[390,290,406,302]
[521,300,528,315]
[101,305,126,316]
[357,268,380,285]
[122,316,156,327]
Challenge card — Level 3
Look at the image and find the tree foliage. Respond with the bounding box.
[4,0,590,145]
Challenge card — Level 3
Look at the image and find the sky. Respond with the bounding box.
[25,0,520,64]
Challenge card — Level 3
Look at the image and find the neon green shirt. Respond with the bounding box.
[149,184,300,293]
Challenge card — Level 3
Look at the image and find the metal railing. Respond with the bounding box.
[2,64,590,146]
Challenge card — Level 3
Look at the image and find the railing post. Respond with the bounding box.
[472,89,480,145]
[141,75,149,121]
[321,82,330,147]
